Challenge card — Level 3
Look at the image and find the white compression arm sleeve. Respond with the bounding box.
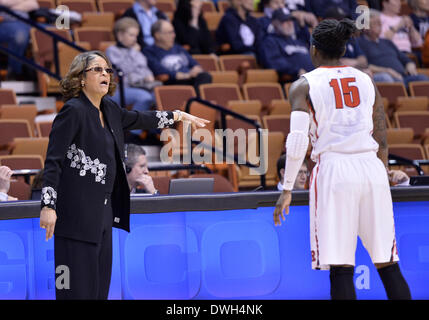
[282,111,310,191]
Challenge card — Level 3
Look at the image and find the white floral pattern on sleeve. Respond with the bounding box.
[41,186,57,207]
[156,111,174,129]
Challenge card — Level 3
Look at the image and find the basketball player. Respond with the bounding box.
[273,19,411,300]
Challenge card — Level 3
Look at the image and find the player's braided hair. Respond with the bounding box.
[311,18,357,59]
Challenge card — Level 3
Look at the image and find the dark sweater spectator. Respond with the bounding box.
[305,0,359,19]
[216,0,264,55]
[257,10,313,80]
[358,9,429,86]
[122,0,168,51]
[106,17,162,136]
[379,0,422,53]
[409,0,429,40]
[173,0,215,54]
[143,20,212,94]
[0,0,39,79]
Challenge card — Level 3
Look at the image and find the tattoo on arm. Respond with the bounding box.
[372,86,388,167]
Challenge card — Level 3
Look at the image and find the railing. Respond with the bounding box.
[185,97,267,189]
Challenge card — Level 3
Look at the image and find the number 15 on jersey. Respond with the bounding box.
[329,77,361,109]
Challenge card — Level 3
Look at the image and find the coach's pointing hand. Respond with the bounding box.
[274,190,292,226]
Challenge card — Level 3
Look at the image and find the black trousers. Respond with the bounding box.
[54,194,113,300]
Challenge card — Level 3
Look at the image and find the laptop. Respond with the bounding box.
[409,176,429,186]
[169,178,214,195]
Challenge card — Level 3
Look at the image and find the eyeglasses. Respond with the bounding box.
[84,67,114,74]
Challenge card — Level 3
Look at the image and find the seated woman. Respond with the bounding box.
[173,0,215,54]
[106,17,163,136]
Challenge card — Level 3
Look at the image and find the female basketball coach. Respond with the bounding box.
[39,50,209,299]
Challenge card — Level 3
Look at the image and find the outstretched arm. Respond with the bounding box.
[273,78,310,226]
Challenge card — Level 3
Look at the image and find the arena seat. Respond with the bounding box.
[0,120,33,155]
[98,0,134,16]
[269,99,291,115]
[389,143,426,160]
[394,111,429,140]
[58,0,97,14]
[58,41,91,77]
[386,128,414,145]
[200,83,243,107]
[30,27,73,96]
[376,82,408,105]
[36,121,53,137]
[0,105,38,136]
[395,97,429,111]
[262,114,291,138]
[192,54,219,72]
[409,81,429,98]
[243,82,285,109]
[155,0,176,14]
[81,12,115,29]
[12,138,50,162]
[219,55,258,72]
[227,100,262,116]
[8,180,31,200]
[209,71,239,84]
[245,69,278,83]
[74,27,114,51]
[0,89,17,106]
[154,85,197,111]
[0,155,44,170]
[238,131,284,188]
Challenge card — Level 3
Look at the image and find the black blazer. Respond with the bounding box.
[41,93,174,243]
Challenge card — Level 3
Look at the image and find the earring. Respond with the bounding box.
[81,80,85,87]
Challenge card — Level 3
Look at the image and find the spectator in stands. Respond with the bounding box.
[258,0,317,33]
[125,144,159,194]
[358,9,429,86]
[215,0,264,55]
[106,17,162,136]
[409,0,429,41]
[0,0,39,79]
[257,9,314,81]
[276,154,308,190]
[380,0,423,53]
[0,166,17,201]
[305,0,359,19]
[173,0,216,54]
[143,20,212,94]
[122,0,168,51]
